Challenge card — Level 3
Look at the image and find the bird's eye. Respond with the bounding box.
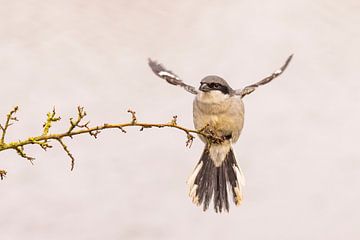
[209,83,220,89]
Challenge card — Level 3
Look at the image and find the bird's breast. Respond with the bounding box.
[193,93,245,143]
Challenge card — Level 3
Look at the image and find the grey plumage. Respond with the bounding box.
[191,76,245,212]
[148,55,293,212]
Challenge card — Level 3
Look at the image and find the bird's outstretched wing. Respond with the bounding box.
[235,54,293,98]
[148,58,198,95]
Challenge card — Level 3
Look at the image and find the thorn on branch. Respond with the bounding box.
[57,139,75,171]
[127,109,137,124]
[39,141,52,151]
[89,129,101,139]
[12,106,19,114]
[139,125,152,131]
[186,133,194,148]
[78,121,90,129]
[0,169,7,180]
[78,106,87,118]
[118,127,127,133]
[170,115,178,126]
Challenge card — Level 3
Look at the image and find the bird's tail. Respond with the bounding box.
[187,146,245,213]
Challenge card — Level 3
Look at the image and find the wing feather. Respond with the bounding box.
[235,54,293,98]
[148,58,198,95]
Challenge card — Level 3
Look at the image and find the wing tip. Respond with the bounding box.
[148,57,156,67]
[280,53,294,71]
[285,53,294,65]
[148,58,165,75]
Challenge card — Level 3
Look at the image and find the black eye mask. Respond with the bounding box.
[210,83,230,95]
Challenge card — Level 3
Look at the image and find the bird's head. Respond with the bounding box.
[199,76,233,95]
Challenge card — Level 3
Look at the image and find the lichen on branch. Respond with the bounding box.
[0,106,222,179]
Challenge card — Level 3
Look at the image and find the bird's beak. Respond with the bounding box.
[199,83,211,92]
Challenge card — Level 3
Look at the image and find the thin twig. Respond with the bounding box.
[57,139,75,171]
[0,106,18,144]
[127,109,137,124]
[67,106,86,134]
[15,146,35,164]
[0,169,6,180]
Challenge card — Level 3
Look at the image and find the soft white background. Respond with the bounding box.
[0,0,359,239]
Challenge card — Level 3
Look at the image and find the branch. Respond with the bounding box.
[0,106,222,179]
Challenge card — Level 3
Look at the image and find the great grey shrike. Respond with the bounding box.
[148,55,293,213]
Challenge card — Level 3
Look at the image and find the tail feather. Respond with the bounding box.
[226,152,244,205]
[214,165,229,212]
[195,148,215,210]
[187,146,245,212]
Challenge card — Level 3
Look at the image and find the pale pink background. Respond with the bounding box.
[1,1,359,239]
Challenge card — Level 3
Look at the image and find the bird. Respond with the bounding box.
[148,55,293,213]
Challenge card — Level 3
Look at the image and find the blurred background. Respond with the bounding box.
[0,0,359,239]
